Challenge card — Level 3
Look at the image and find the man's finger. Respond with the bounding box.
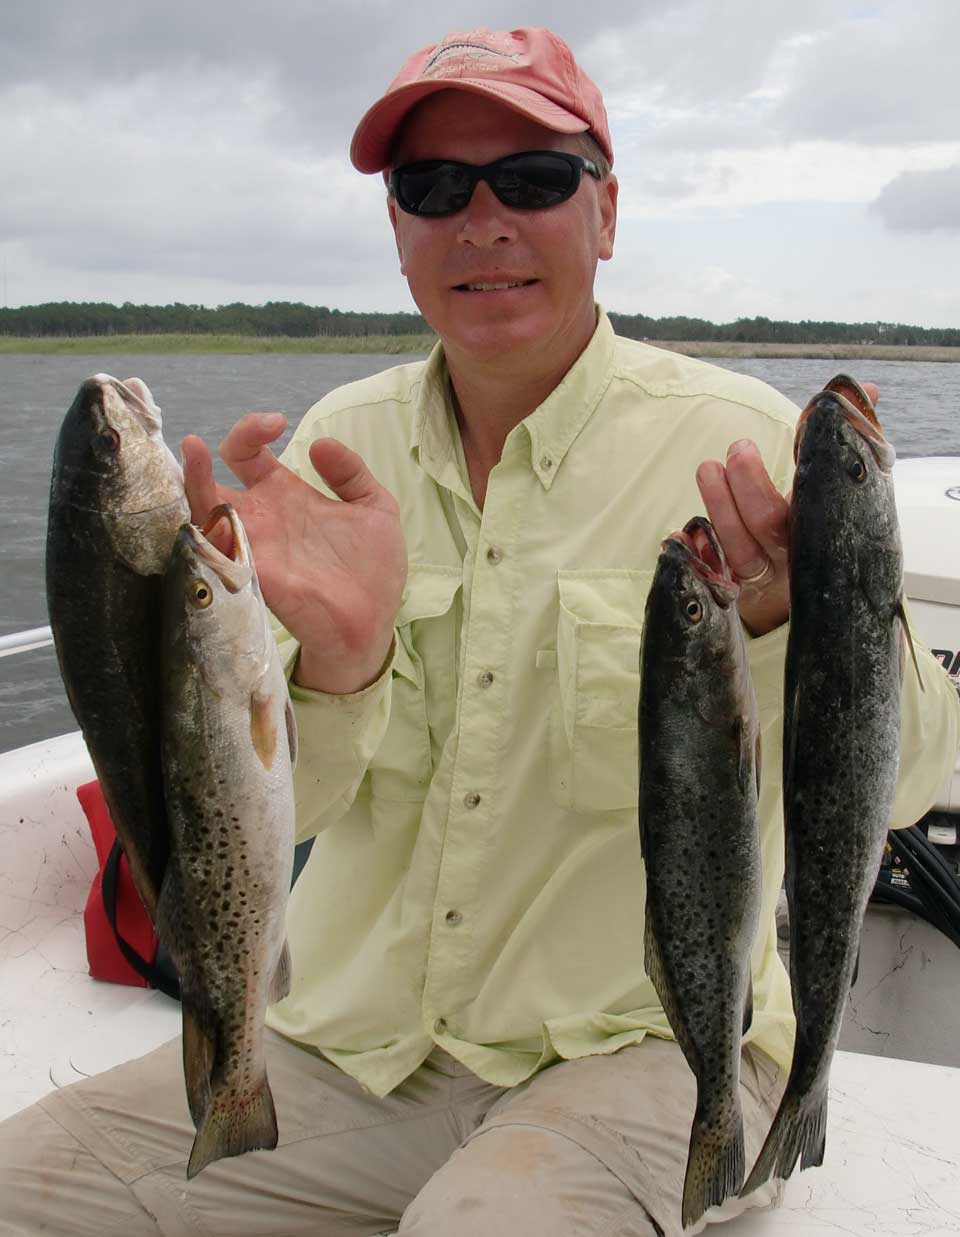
[722,440,789,560]
[309,438,390,507]
[219,413,287,489]
[696,458,767,578]
[181,434,227,526]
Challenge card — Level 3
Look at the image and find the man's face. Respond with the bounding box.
[387,91,618,369]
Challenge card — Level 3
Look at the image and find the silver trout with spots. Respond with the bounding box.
[743,376,912,1194]
[638,516,762,1230]
[160,503,297,1178]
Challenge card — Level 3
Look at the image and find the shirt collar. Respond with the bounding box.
[410,306,617,493]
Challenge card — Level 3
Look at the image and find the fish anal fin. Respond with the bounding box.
[269,939,292,1004]
[742,973,754,1037]
[250,689,278,770]
[186,1074,278,1178]
[180,997,217,1130]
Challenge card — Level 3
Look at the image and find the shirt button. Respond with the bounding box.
[477,669,495,688]
[463,792,481,809]
[540,453,554,471]
[434,1018,448,1034]
[445,909,463,926]
[486,545,503,564]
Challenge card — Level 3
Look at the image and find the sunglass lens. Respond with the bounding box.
[497,154,579,208]
[397,163,474,216]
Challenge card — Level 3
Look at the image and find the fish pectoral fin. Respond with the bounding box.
[249,687,279,770]
[284,697,298,767]
[896,599,924,692]
[269,939,292,1004]
[734,717,754,798]
[742,974,754,1037]
[181,994,218,1130]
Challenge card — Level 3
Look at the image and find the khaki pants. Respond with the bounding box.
[0,1032,784,1237]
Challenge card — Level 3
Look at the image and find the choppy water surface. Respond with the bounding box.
[2,350,958,752]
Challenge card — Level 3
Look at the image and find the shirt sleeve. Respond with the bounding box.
[274,618,395,843]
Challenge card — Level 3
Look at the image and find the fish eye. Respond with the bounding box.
[96,428,120,453]
[683,597,703,623]
[847,458,867,483]
[190,579,214,608]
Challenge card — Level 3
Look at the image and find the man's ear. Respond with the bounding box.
[387,197,407,276]
[598,174,618,262]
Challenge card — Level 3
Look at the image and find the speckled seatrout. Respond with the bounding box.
[46,374,189,918]
[743,376,912,1193]
[639,516,762,1230]
[160,503,297,1179]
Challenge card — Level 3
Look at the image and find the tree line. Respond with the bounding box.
[1,301,958,347]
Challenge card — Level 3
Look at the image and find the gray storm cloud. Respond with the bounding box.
[2,0,959,323]
[871,164,960,233]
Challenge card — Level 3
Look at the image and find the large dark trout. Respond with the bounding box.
[743,375,910,1193]
[639,516,762,1230]
[161,505,297,1179]
[46,375,189,918]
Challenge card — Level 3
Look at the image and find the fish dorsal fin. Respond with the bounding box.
[897,599,924,692]
[250,686,278,770]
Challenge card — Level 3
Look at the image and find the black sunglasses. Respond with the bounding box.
[388,150,601,217]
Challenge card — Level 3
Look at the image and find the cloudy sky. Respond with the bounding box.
[4,1,959,328]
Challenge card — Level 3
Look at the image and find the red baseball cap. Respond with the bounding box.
[350,27,613,174]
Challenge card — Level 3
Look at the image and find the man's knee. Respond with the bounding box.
[0,1102,158,1237]
[399,1123,656,1237]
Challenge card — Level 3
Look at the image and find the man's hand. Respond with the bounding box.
[696,381,880,637]
[181,414,407,694]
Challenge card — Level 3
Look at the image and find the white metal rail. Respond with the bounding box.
[0,626,54,658]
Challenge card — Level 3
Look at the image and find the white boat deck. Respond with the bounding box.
[2,733,959,1235]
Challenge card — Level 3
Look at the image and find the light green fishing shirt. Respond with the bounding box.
[267,309,959,1098]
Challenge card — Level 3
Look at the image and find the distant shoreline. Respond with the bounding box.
[1,334,959,362]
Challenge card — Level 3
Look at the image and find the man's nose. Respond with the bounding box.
[456,180,518,247]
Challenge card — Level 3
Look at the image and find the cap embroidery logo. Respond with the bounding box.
[423,37,521,79]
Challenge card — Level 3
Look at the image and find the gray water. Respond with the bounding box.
[2,351,959,754]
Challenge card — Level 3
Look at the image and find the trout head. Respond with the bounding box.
[791,375,902,607]
[51,374,188,573]
[163,504,272,696]
[643,517,748,719]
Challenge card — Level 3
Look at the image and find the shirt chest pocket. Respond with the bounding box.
[547,569,653,812]
[368,564,461,803]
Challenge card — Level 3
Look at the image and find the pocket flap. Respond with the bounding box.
[392,563,462,686]
[396,563,462,626]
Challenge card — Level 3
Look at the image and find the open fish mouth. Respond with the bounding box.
[92,373,165,436]
[795,373,896,472]
[662,516,740,607]
[178,503,253,592]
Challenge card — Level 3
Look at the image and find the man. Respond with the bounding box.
[3,26,958,1237]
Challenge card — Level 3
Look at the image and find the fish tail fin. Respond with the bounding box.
[682,1102,745,1229]
[741,1086,827,1197]
[186,1073,279,1179]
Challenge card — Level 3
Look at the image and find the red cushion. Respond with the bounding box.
[77,780,157,988]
